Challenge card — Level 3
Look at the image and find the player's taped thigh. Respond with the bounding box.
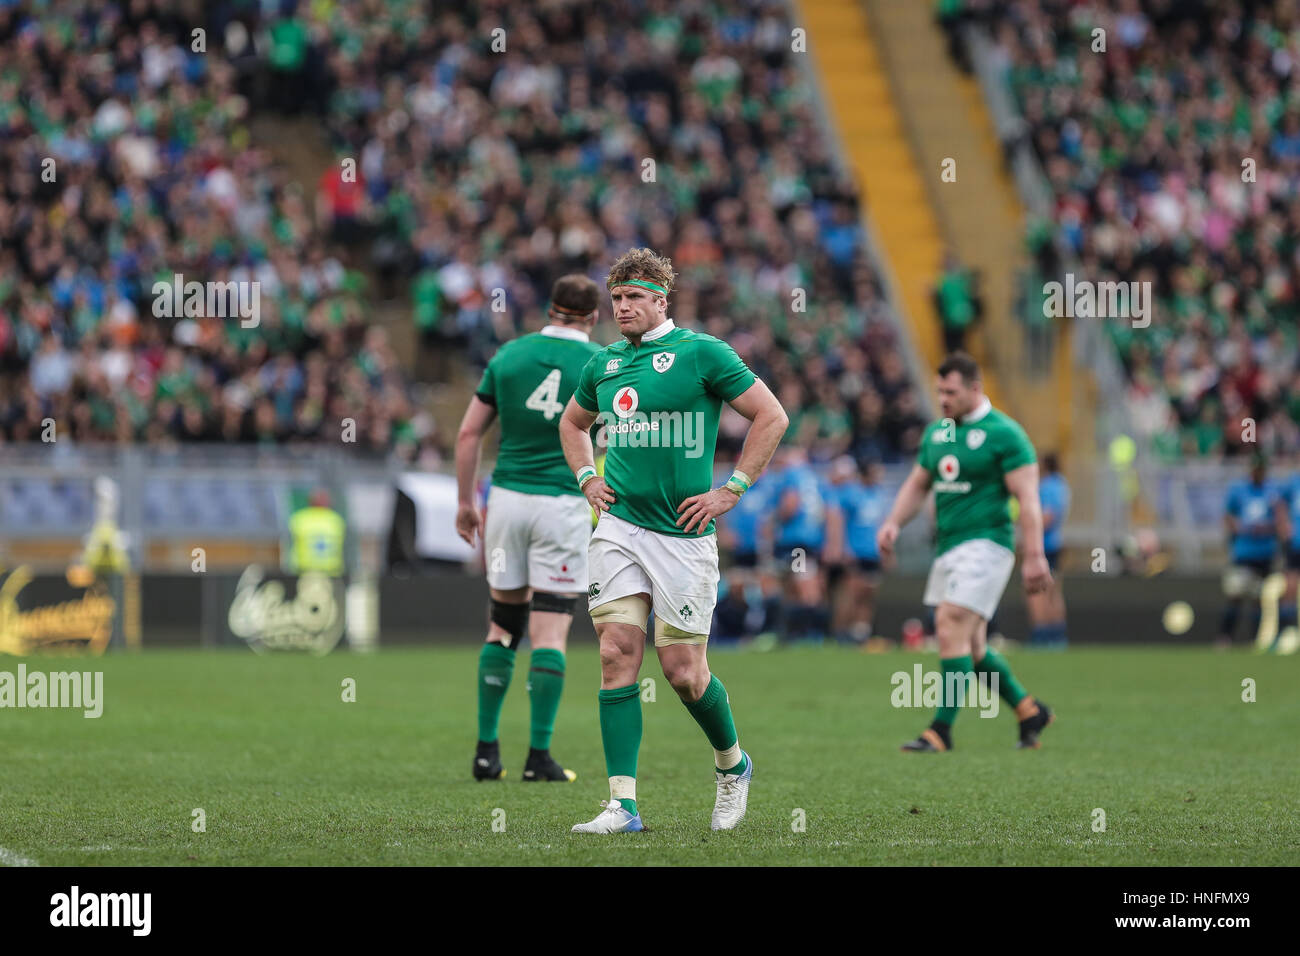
[489,598,529,646]
[654,618,709,647]
[531,591,580,615]
[590,595,649,632]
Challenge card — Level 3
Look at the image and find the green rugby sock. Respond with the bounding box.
[683,676,744,772]
[527,648,566,751]
[935,654,975,726]
[973,647,1027,706]
[476,642,516,743]
[599,684,641,814]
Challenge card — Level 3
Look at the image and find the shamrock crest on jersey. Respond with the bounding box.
[652,352,675,373]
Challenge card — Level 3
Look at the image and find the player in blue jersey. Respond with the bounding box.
[771,446,831,641]
[717,462,772,570]
[1277,461,1300,647]
[714,463,778,643]
[1026,452,1070,647]
[1217,455,1282,648]
[825,456,889,644]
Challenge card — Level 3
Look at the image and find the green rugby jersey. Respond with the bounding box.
[916,399,1036,555]
[572,320,756,536]
[476,326,602,497]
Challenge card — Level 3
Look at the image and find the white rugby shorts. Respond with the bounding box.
[587,511,719,635]
[922,537,1016,620]
[483,485,590,592]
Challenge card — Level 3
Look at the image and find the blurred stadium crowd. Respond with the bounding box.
[330,0,930,465]
[0,0,422,456]
[1,0,930,472]
[945,0,1300,462]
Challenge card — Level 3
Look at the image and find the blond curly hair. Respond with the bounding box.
[606,248,676,296]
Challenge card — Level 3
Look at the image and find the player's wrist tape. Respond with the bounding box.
[576,466,598,490]
[724,470,751,497]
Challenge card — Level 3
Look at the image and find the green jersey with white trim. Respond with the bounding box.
[476,327,601,497]
[916,401,1036,555]
[573,322,756,536]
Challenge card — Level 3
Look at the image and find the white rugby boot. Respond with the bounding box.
[571,799,644,834]
[711,751,753,830]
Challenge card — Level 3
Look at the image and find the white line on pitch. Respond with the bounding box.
[0,846,38,867]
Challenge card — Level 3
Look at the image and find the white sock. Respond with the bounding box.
[714,743,742,772]
[609,775,636,805]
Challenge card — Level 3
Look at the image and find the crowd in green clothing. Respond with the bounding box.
[963,0,1300,462]
[305,0,927,462]
[0,1,428,459]
[4,0,933,466]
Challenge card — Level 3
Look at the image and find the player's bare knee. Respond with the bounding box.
[528,591,579,649]
[528,626,567,651]
[934,605,960,635]
[935,604,977,654]
[596,623,643,684]
[663,662,706,699]
[660,658,691,689]
[598,636,630,671]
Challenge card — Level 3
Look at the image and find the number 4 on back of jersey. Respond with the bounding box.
[525,368,565,421]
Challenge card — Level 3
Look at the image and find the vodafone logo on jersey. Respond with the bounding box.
[934,454,971,493]
[613,386,640,418]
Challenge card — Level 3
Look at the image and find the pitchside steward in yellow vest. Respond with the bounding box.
[289,498,346,577]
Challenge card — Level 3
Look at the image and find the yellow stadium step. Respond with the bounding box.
[862,0,1072,454]
[794,0,1003,411]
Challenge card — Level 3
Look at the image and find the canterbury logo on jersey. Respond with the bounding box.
[605,359,621,373]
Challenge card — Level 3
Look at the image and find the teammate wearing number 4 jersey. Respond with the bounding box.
[559,248,788,834]
[455,275,602,784]
[877,352,1055,752]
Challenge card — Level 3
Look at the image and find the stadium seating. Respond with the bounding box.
[959,0,1300,461]
[302,0,927,465]
[0,2,426,458]
[2,1,925,477]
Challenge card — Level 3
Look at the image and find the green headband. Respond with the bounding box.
[612,278,667,297]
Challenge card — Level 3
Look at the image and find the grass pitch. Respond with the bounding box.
[1,646,1296,866]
